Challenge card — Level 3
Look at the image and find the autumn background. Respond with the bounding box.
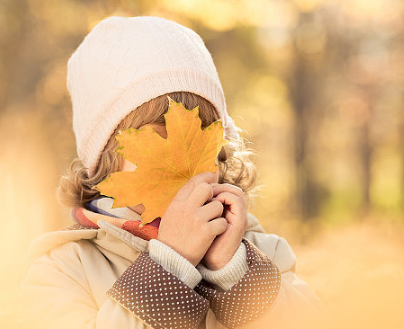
[1,0,404,328]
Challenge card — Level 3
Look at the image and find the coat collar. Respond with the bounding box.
[27,213,267,266]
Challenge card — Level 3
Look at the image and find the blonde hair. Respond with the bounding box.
[58,92,257,208]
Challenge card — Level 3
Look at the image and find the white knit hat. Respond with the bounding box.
[67,16,238,177]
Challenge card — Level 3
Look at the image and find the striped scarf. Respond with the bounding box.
[72,197,160,241]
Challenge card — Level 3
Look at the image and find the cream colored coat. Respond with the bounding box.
[22,214,323,329]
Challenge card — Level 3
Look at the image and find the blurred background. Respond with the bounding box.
[1,0,404,328]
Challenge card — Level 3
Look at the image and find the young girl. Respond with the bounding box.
[22,16,322,329]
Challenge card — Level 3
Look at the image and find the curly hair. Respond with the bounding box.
[57,92,257,208]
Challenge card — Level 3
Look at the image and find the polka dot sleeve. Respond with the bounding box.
[194,237,281,329]
[107,252,209,329]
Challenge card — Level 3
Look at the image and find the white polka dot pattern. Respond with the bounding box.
[107,252,209,329]
[194,237,281,329]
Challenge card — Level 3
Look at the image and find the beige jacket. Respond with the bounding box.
[21,213,322,329]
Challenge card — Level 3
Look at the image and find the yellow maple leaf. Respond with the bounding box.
[96,97,229,225]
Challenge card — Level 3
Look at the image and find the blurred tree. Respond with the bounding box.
[289,12,325,221]
[0,0,31,114]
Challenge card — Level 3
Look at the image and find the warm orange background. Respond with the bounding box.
[1,0,404,328]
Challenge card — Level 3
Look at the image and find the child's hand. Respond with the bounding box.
[157,172,228,267]
[201,183,248,270]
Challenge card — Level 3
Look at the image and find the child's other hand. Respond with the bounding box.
[201,183,248,270]
[158,172,228,267]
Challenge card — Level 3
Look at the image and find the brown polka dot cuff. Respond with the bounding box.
[107,252,209,329]
[194,237,281,329]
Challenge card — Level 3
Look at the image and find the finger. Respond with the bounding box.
[199,200,224,221]
[189,172,217,185]
[188,182,213,206]
[212,184,245,205]
[212,183,243,197]
[175,172,216,200]
[213,192,243,218]
[207,217,227,236]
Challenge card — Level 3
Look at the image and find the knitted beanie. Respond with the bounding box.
[67,16,238,177]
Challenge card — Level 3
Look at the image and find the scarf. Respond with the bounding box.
[72,197,161,241]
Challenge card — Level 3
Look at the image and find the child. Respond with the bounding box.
[22,16,322,329]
